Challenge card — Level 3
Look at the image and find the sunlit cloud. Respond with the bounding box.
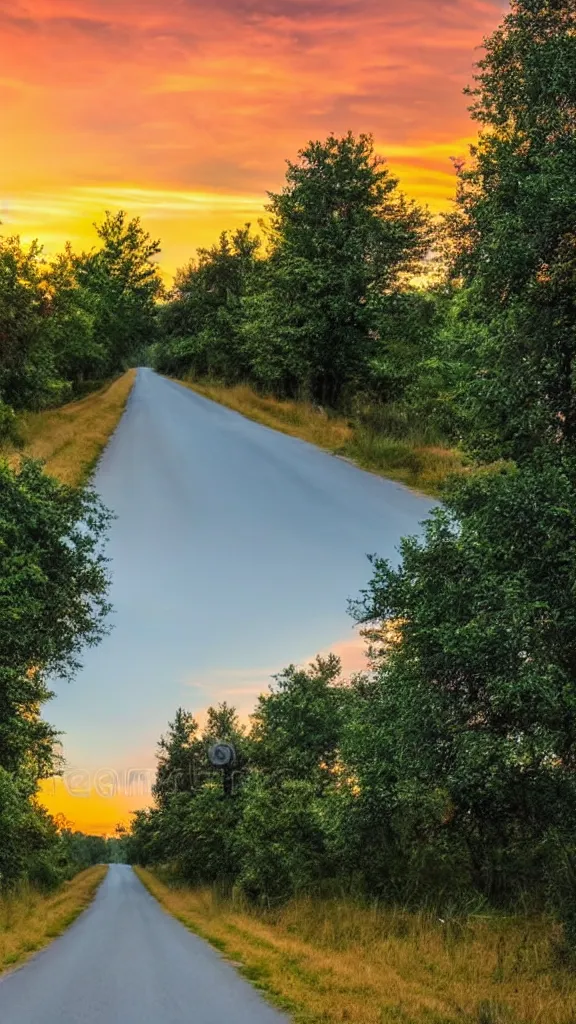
[1,0,506,274]
[1,186,268,270]
[2,186,265,223]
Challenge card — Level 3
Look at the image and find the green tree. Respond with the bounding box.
[162,786,240,885]
[250,656,344,787]
[153,708,202,807]
[44,245,105,387]
[0,459,111,786]
[79,212,162,372]
[0,459,111,888]
[0,769,64,889]
[158,226,261,381]
[338,0,576,924]
[446,0,576,462]
[0,235,64,411]
[236,775,328,904]
[152,702,248,808]
[347,458,576,906]
[244,133,431,405]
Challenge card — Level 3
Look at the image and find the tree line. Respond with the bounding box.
[0,213,160,889]
[0,211,162,441]
[130,0,576,944]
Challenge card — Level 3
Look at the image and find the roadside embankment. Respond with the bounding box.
[172,378,465,496]
[0,866,107,975]
[1,370,136,486]
[137,868,576,1024]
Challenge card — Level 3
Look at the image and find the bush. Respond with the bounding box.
[0,401,19,446]
[237,776,328,905]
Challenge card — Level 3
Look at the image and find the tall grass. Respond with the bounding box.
[175,379,466,496]
[0,866,107,974]
[137,869,576,1024]
[1,369,136,486]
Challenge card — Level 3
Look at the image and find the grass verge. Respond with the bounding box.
[136,868,576,1024]
[175,379,466,496]
[2,370,136,486]
[0,865,107,974]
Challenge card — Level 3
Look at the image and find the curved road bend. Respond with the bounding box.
[49,368,436,772]
[0,865,287,1023]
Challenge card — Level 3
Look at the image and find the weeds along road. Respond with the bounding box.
[49,368,436,778]
[0,865,288,1023]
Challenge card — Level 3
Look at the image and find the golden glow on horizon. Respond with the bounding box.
[40,779,148,837]
[3,141,471,276]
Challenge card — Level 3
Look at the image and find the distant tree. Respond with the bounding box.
[158,225,261,381]
[79,212,162,372]
[59,830,109,869]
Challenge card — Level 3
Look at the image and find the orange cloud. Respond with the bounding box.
[1,0,506,274]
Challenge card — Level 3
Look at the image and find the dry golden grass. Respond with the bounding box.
[2,370,136,486]
[180,380,354,450]
[0,866,107,975]
[175,379,465,496]
[137,869,576,1024]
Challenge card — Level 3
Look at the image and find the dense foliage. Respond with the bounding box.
[0,459,112,888]
[0,212,162,440]
[130,0,576,945]
[0,213,156,889]
[446,0,576,463]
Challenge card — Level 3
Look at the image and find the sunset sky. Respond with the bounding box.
[2,0,507,278]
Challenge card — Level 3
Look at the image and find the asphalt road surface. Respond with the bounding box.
[0,865,288,1023]
[50,369,435,774]
[51,372,432,778]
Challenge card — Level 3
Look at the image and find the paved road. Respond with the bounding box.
[50,368,435,775]
[0,865,288,1023]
